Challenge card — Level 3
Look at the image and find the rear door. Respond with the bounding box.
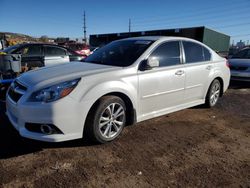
[182,41,213,103]
[44,46,70,66]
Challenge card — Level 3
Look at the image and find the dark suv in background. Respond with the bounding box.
[1,43,84,69]
[0,43,85,99]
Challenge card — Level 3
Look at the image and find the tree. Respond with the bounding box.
[40,35,49,43]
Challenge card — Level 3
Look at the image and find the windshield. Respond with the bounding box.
[232,48,250,59]
[84,40,153,67]
[1,44,22,53]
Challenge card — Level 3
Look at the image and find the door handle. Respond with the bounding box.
[175,70,185,76]
[206,65,213,70]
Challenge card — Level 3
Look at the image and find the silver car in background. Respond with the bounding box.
[6,37,230,143]
[229,47,250,82]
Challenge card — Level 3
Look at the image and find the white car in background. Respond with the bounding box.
[229,47,250,81]
[6,37,230,143]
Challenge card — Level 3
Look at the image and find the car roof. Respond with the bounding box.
[20,43,64,47]
[239,47,250,51]
[120,36,164,41]
[3,43,81,56]
[119,36,215,52]
[121,36,190,41]
[119,36,197,42]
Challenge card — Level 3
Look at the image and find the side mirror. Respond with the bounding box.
[139,57,159,71]
[147,57,159,68]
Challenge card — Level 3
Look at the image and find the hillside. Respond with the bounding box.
[0,32,37,42]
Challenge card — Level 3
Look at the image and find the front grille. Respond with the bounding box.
[231,76,250,81]
[14,80,27,91]
[8,87,23,102]
[230,66,248,71]
[8,80,27,103]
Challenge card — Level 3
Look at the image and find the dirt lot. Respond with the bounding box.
[0,82,249,188]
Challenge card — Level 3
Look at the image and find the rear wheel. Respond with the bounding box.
[205,79,221,108]
[85,96,126,143]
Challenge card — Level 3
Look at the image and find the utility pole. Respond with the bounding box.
[129,18,131,33]
[83,11,87,44]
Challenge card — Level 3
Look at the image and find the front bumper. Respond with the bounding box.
[6,95,86,142]
[231,71,250,82]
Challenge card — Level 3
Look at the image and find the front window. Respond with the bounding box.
[2,44,22,54]
[149,41,181,67]
[15,45,42,56]
[84,40,153,67]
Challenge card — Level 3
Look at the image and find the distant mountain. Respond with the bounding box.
[0,32,37,41]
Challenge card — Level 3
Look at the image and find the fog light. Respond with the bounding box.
[25,123,63,134]
[40,124,53,135]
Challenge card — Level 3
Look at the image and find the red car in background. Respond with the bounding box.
[67,43,90,58]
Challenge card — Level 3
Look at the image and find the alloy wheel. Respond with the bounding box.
[210,82,220,106]
[99,103,125,139]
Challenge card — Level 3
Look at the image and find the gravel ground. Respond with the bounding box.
[0,81,249,188]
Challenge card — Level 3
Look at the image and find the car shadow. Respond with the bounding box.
[0,102,97,159]
[1,80,249,159]
[229,80,250,89]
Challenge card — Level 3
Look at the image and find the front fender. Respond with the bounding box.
[71,79,138,129]
[82,80,137,107]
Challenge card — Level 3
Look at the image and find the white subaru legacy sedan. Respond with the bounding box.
[6,37,230,143]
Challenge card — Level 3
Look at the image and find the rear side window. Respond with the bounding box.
[203,47,211,61]
[44,46,66,56]
[183,41,211,63]
[149,41,181,67]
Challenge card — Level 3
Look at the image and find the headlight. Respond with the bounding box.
[29,78,80,103]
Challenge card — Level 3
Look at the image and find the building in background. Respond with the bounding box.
[90,26,230,53]
[236,40,245,49]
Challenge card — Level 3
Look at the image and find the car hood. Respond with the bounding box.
[17,61,121,88]
[229,59,250,67]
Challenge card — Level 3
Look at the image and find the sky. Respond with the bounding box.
[0,0,250,44]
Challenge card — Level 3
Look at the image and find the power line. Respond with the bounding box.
[212,22,250,30]
[231,33,250,38]
[132,8,250,28]
[132,0,249,23]
[132,16,250,32]
[131,12,250,36]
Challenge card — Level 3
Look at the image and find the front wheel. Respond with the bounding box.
[205,79,221,108]
[85,96,126,143]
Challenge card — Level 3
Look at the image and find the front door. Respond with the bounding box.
[138,41,185,120]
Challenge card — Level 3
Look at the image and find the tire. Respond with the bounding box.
[205,79,221,108]
[84,96,126,144]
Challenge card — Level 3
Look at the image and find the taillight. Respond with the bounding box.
[226,60,230,68]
